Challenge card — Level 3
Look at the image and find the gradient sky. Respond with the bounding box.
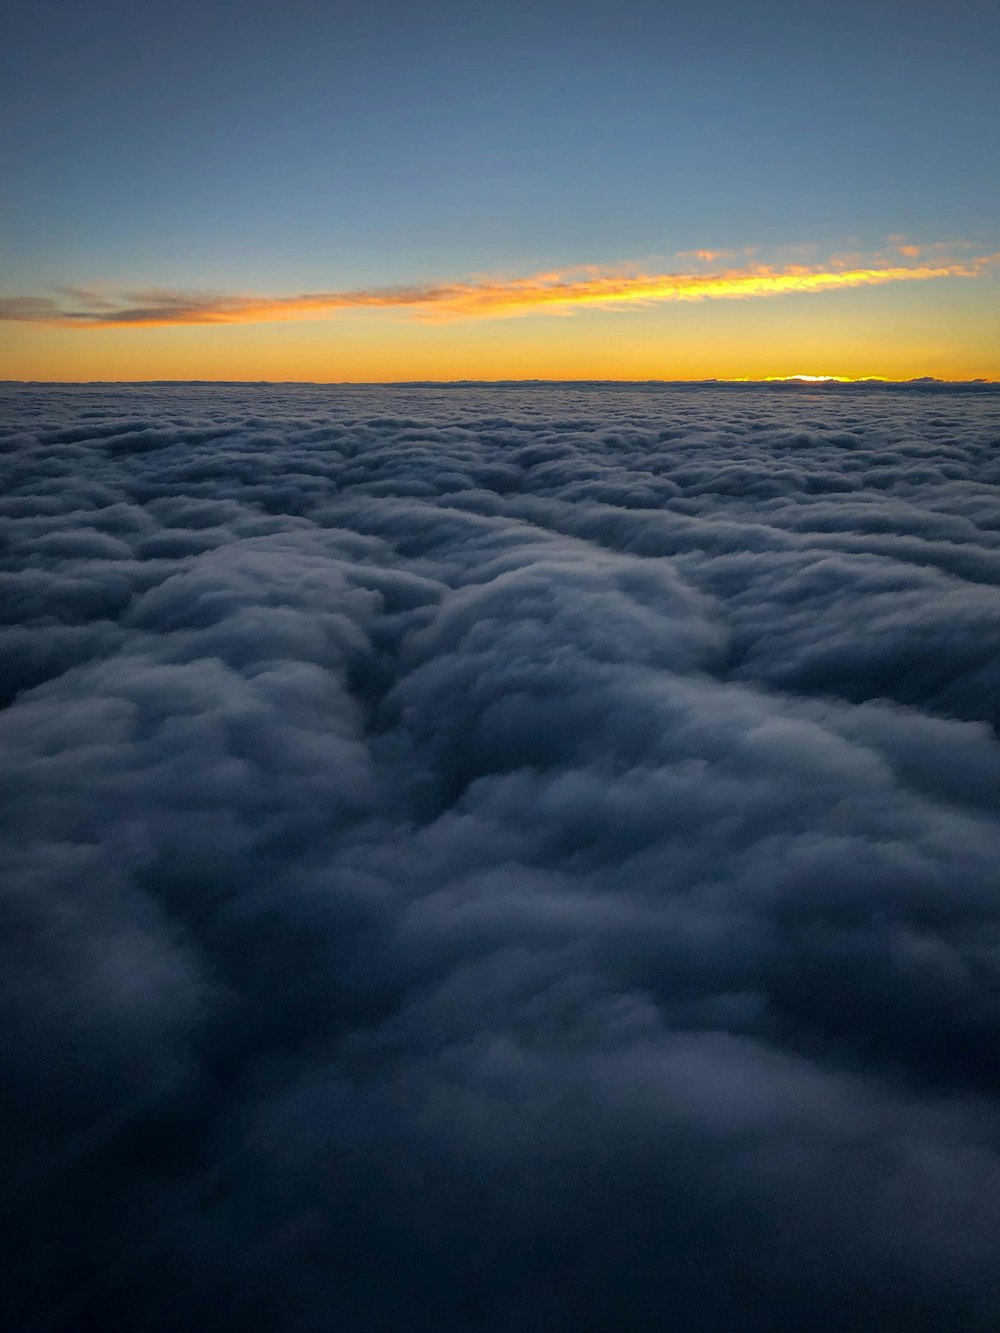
[3,0,999,381]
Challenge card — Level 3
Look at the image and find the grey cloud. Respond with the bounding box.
[1,381,1000,1331]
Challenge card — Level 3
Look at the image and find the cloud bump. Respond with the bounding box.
[2,380,1000,1331]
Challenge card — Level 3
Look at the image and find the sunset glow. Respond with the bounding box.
[4,252,998,328]
[3,249,998,383]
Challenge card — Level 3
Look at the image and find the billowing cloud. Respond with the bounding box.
[3,246,998,327]
[2,380,1000,1330]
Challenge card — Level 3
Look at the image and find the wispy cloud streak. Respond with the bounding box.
[3,249,997,328]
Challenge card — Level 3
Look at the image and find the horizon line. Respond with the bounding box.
[2,376,998,389]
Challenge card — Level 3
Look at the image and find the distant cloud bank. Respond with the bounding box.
[2,382,1000,1331]
[3,243,997,327]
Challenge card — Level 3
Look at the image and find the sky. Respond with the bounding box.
[2,0,1000,381]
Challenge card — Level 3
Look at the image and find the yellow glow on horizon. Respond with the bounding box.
[3,256,998,385]
[759,374,855,382]
[3,327,996,385]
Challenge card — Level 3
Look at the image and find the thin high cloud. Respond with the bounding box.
[3,246,997,327]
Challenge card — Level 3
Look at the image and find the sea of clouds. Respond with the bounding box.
[2,380,1000,1331]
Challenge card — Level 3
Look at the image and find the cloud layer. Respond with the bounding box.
[3,246,998,326]
[2,381,1000,1331]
